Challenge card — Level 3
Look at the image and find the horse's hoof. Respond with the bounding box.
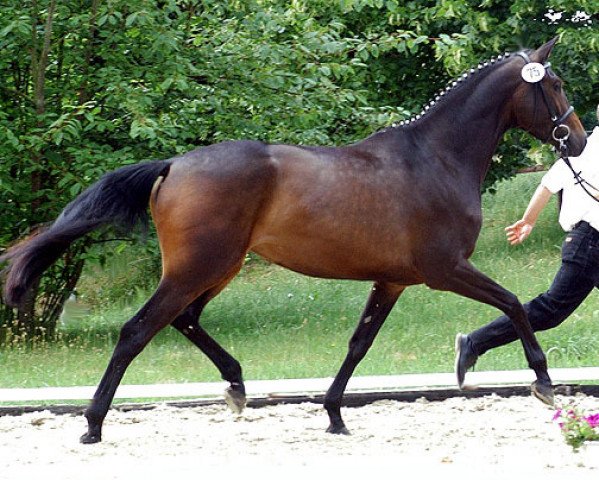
[531,380,554,406]
[326,424,351,435]
[80,432,101,444]
[224,386,247,414]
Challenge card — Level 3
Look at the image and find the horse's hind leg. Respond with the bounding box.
[80,279,195,444]
[324,282,405,434]
[171,283,246,414]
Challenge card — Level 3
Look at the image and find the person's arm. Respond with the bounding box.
[505,185,553,245]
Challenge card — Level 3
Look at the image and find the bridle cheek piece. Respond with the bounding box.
[516,51,574,155]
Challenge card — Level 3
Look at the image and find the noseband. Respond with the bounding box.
[516,51,574,154]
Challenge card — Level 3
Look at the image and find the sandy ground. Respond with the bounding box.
[1,393,598,480]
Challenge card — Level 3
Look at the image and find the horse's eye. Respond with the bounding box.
[553,81,562,92]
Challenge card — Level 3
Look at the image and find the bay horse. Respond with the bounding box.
[1,38,587,443]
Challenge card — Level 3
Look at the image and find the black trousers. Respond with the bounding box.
[469,221,599,356]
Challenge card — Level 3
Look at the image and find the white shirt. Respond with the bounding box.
[541,126,599,231]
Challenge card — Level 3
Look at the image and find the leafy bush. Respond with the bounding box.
[1,0,596,340]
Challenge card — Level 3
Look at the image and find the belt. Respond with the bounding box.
[572,221,599,237]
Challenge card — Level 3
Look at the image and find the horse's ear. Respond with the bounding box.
[534,37,559,62]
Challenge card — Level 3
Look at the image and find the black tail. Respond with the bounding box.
[1,160,171,308]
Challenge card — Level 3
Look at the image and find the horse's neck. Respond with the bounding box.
[404,71,516,185]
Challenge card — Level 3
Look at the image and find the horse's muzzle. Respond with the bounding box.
[568,130,587,157]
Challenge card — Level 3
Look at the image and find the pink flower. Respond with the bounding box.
[552,409,563,421]
[554,405,599,449]
[585,413,599,428]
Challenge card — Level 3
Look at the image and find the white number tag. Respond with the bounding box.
[521,63,546,83]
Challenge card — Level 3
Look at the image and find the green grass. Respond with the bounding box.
[1,172,598,391]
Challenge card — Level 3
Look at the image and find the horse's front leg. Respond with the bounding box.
[324,282,405,434]
[429,259,553,404]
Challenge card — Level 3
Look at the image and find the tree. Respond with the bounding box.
[1,0,597,340]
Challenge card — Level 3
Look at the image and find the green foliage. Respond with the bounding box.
[0,0,597,339]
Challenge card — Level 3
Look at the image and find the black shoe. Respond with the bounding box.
[455,333,478,389]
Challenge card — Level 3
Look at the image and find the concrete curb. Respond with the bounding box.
[1,367,598,416]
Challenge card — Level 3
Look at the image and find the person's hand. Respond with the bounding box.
[505,219,533,245]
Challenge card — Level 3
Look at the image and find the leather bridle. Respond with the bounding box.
[516,51,574,154]
[517,51,597,202]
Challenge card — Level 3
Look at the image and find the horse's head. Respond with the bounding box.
[511,37,587,157]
